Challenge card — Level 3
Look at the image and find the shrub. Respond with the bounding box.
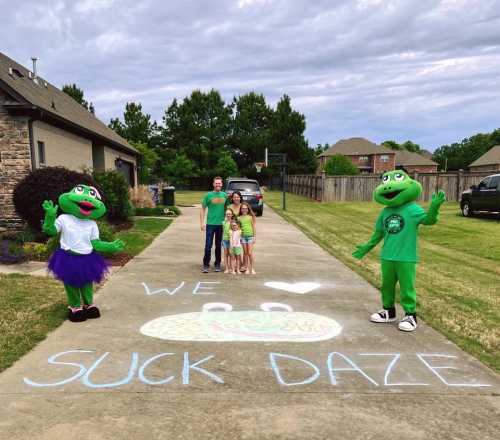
[93,170,133,223]
[0,239,27,264]
[23,242,50,261]
[129,185,155,208]
[324,154,360,176]
[13,167,98,231]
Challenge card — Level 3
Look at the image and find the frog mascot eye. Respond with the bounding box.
[353,171,445,332]
[42,184,124,322]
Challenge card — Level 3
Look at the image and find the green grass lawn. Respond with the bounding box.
[116,218,172,256]
[175,190,206,206]
[265,191,500,373]
[0,274,67,372]
[0,217,172,373]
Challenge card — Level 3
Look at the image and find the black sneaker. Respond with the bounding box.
[214,265,222,272]
[68,307,87,322]
[370,307,396,323]
[202,266,209,273]
[84,305,101,319]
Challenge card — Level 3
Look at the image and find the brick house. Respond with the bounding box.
[395,149,438,173]
[318,137,395,174]
[468,145,500,172]
[0,52,139,230]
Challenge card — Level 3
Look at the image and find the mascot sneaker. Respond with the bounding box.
[84,304,101,319]
[370,307,397,323]
[398,314,418,332]
[68,307,87,322]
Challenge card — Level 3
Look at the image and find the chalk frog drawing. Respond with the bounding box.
[140,302,342,342]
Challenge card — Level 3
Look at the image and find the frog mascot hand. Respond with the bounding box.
[352,171,445,332]
[42,185,124,322]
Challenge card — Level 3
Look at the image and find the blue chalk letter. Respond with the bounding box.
[182,352,224,384]
[269,353,320,386]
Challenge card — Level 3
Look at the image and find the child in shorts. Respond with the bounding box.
[229,220,243,275]
[222,209,234,273]
[239,202,257,274]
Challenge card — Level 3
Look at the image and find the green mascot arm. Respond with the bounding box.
[42,200,58,236]
[420,190,446,225]
[352,228,384,260]
[91,239,125,254]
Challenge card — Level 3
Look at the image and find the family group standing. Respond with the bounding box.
[200,176,257,274]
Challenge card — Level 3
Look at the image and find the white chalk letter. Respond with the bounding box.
[142,281,185,296]
[192,281,220,295]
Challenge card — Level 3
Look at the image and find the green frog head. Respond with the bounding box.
[58,184,106,220]
[374,170,422,207]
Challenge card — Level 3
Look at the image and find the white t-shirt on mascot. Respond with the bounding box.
[55,214,99,255]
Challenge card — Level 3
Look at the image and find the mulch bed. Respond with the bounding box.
[105,252,134,266]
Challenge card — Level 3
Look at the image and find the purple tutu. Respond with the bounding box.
[48,248,109,287]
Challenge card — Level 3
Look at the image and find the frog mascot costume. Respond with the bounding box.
[352,171,445,332]
[42,184,124,322]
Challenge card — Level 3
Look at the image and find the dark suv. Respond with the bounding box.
[225,178,264,216]
[460,173,500,217]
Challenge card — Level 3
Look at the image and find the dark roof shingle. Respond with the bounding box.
[0,52,137,155]
[319,137,394,157]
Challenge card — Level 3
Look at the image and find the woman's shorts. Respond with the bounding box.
[231,246,243,256]
[222,240,230,249]
[240,236,254,244]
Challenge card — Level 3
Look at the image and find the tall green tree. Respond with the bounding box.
[214,151,238,179]
[130,141,159,184]
[230,92,273,172]
[269,94,316,174]
[433,128,500,170]
[382,140,421,152]
[160,90,233,176]
[382,140,402,150]
[109,102,157,145]
[62,83,95,114]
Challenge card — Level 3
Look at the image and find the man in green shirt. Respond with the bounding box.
[353,171,445,332]
[200,176,227,273]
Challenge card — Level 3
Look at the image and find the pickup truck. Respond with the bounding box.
[460,173,500,217]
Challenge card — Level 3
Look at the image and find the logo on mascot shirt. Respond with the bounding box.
[385,214,405,234]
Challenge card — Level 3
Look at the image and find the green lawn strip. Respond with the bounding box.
[175,191,206,206]
[0,273,67,373]
[116,218,172,256]
[265,191,500,373]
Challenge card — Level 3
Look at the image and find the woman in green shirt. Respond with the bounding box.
[227,191,243,217]
[239,202,257,274]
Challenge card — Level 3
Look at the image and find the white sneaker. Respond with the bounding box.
[398,315,417,332]
[370,309,397,323]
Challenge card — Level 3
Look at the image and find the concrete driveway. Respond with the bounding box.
[0,206,498,439]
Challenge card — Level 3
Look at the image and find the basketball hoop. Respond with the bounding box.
[255,162,265,173]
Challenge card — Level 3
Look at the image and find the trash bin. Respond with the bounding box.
[162,186,175,206]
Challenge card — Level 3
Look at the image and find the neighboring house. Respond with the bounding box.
[395,149,439,173]
[318,137,395,174]
[468,145,500,172]
[0,52,139,230]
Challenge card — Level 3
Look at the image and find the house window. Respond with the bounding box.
[359,156,369,162]
[380,155,389,162]
[37,141,46,166]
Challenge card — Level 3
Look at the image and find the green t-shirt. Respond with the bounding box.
[223,220,231,240]
[202,191,227,225]
[239,214,254,237]
[375,202,426,262]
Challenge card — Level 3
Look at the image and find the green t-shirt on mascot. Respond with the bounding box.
[42,185,124,322]
[352,170,445,332]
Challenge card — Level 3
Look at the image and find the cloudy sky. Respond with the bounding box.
[2,0,500,151]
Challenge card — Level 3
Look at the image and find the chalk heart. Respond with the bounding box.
[265,282,321,295]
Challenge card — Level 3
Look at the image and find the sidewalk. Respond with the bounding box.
[0,206,498,439]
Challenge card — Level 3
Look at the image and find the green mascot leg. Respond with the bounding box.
[380,260,397,309]
[63,283,87,322]
[80,283,101,319]
[64,283,82,308]
[395,262,417,314]
[80,283,94,306]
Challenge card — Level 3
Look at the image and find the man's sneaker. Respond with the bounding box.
[398,314,418,332]
[202,266,209,273]
[370,307,397,323]
[214,265,222,272]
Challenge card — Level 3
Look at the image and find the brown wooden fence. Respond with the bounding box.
[286,171,493,202]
